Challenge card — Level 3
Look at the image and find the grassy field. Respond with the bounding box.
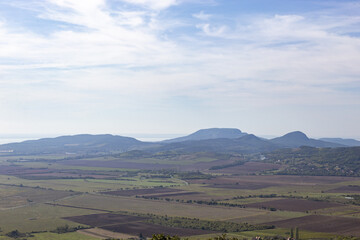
[0,154,70,162]
[0,174,185,192]
[57,193,268,221]
[0,203,104,233]
[0,184,75,209]
[0,232,98,240]
[229,210,307,224]
[30,232,98,240]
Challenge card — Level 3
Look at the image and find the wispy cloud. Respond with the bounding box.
[196,23,227,37]
[193,11,212,21]
[119,0,178,11]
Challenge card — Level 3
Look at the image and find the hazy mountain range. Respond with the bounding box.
[319,138,360,147]
[0,128,356,155]
[0,134,150,154]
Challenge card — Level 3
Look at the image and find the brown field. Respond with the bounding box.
[188,177,279,190]
[190,177,284,190]
[61,158,246,172]
[65,213,213,237]
[150,191,200,198]
[325,185,360,193]
[24,172,114,180]
[62,160,175,170]
[230,212,302,225]
[156,193,221,201]
[246,198,342,212]
[209,162,282,174]
[0,165,51,175]
[266,215,360,236]
[102,222,214,237]
[58,194,266,220]
[0,165,118,179]
[78,228,136,239]
[64,213,146,227]
[101,188,184,197]
[178,159,235,171]
[205,182,277,190]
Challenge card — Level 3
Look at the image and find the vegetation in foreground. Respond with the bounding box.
[150,233,360,240]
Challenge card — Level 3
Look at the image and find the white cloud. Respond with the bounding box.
[1,4,359,93]
[0,0,184,70]
[193,11,211,21]
[119,0,178,10]
[115,11,146,27]
[196,23,227,37]
[0,1,360,136]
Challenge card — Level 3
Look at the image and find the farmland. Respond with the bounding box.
[1,150,360,239]
[65,213,216,237]
[267,215,360,236]
[101,187,185,197]
[244,199,342,212]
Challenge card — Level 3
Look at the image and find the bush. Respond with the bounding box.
[6,230,27,238]
[151,234,181,240]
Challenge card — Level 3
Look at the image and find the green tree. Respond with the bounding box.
[6,230,25,238]
[139,233,145,240]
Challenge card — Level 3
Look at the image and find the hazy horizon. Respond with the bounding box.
[1,129,359,145]
[0,0,359,139]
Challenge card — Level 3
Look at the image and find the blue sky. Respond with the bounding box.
[0,0,359,139]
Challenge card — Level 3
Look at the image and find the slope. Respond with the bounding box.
[162,128,247,143]
[0,134,151,155]
[270,131,343,148]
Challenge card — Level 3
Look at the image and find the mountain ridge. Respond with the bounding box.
[0,129,348,155]
[153,134,279,154]
[270,131,344,148]
[0,134,152,154]
[162,128,247,143]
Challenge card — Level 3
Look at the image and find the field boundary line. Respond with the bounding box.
[44,203,112,213]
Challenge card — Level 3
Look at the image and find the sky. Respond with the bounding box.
[0,0,359,140]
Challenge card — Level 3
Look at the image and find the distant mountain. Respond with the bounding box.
[0,130,349,156]
[163,128,247,143]
[319,138,360,147]
[0,134,152,154]
[157,134,279,154]
[270,131,344,148]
